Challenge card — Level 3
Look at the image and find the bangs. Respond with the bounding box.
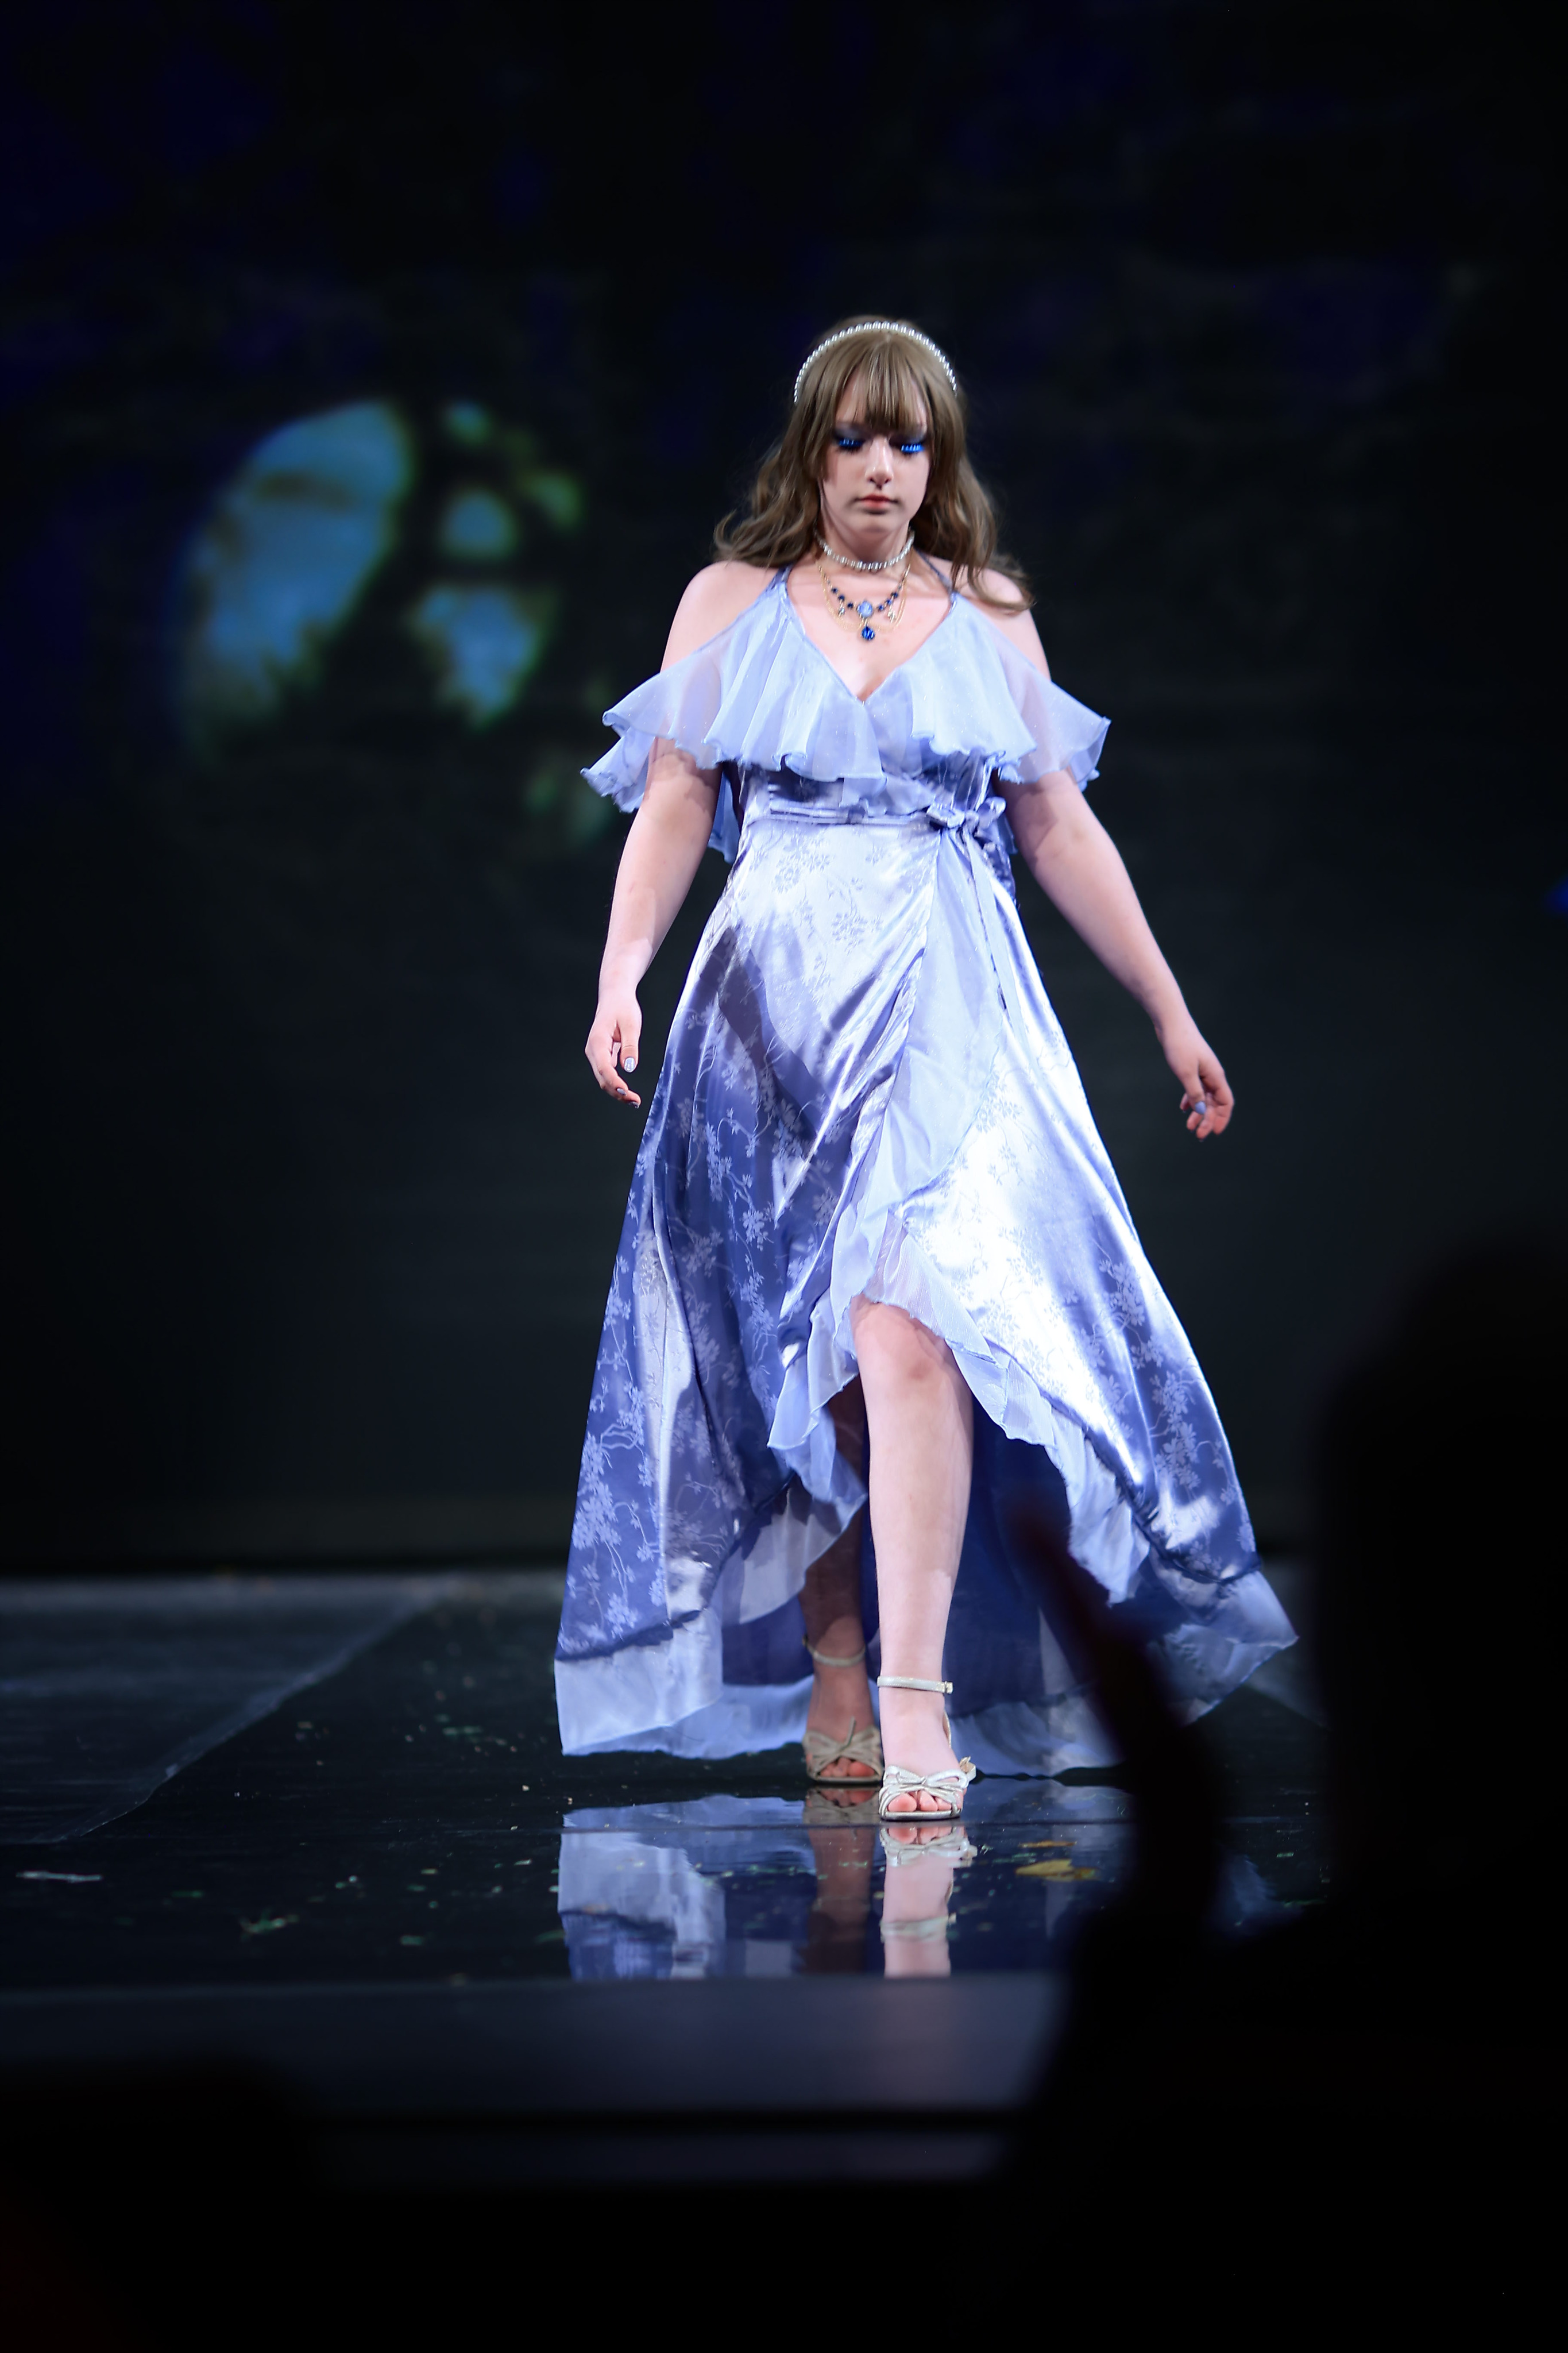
[804,328,953,446]
[840,342,936,436]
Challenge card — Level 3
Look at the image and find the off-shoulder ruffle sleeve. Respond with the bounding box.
[581,583,891,860]
[581,574,1110,862]
[971,625,1109,789]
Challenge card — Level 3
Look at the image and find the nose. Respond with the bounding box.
[864,435,895,483]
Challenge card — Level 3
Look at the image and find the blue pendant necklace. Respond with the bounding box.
[818,541,912,635]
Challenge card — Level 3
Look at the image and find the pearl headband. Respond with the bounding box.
[793,321,958,404]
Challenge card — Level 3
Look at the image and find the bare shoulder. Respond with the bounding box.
[662,561,775,668]
[960,568,1051,678]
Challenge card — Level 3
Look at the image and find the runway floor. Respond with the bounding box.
[1,1567,1324,2186]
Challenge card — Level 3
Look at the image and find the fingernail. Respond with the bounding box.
[623,1055,636,1072]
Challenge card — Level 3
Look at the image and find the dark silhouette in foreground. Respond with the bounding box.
[1004,1241,1566,2300]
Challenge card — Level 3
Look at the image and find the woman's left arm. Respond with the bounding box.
[1001,769,1233,1139]
[971,578,1231,1140]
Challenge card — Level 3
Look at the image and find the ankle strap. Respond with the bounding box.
[876,1675,953,1695]
[808,1643,866,1669]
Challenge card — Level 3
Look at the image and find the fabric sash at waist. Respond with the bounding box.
[742,789,1018,1025]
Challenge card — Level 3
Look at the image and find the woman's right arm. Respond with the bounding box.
[585,743,719,1105]
[584,562,771,1105]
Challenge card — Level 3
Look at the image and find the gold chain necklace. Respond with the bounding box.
[817,554,911,641]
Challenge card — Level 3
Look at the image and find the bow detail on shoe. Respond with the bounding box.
[803,1716,885,1784]
[876,1756,976,1822]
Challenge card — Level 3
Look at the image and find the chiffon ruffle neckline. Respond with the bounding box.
[557,570,1293,1775]
[584,568,1110,861]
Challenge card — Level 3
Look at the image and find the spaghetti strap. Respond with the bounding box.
[914,549,959,602]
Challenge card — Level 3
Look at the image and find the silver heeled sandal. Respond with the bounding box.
[875,1675,977,1822]
[802,1642,885,1785]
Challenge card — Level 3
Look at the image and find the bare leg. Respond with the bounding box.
[801,1383,876,1783]
[850,1297,974,1817]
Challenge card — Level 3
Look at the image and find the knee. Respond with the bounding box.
[852,1300,956,1392]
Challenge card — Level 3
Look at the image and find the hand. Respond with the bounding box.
[1157,1017,1233,1139]
[585,978,644,1106]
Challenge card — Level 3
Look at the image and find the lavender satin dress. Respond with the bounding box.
[556,571,1293,1773]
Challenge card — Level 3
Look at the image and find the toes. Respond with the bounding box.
[883,1788,951,1817]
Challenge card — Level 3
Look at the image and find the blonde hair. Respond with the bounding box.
[714,317,1032,610]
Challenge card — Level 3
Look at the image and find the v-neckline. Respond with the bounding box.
[781,566,960,707]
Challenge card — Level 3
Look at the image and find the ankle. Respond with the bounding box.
[806,1615,867,1674]
[876,1687,953,1749]
[875,1673,950,1718]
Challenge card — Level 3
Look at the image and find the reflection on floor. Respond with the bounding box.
[1,1567,1327,1994]
[558,1782,1286,1980]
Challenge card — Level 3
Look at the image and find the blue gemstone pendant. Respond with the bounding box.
[860,623,875,639]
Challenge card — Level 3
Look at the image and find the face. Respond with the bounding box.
[817,386,931,548]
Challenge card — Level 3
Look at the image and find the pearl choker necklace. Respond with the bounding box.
[816,531,915,574]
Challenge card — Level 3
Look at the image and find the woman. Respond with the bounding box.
[556,317,1292,1831]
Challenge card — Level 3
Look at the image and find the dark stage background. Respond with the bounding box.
[2,2,1561,1566]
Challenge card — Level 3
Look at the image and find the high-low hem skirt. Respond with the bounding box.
[555,796,1294,1776]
